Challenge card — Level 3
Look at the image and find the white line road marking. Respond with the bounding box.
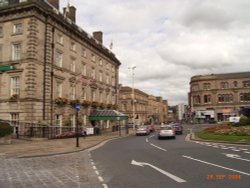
[98,176,104,182]
[231,149,241,152]
[91,162,95,165]
[146,138,149,143]
[150,143,167,151]
[221,147,229,149]
[149,135,155,138]
[239,148,248,151]
[222,153,250,162]
[131,160,186,183]
[244,151,250,154]
[93,166,97,170]
[103,184,108,188]
[95,170,100,175]
[183,155,250,176]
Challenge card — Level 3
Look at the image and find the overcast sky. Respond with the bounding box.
[60,0,250,106]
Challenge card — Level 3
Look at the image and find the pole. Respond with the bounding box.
[131,66,136,134]
[76,109,79,147]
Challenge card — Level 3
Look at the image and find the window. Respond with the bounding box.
[204,95,211,104]
[0,26,3,37]
[203,83,211,90]
[99,71,103,82]
[0,0,8,6]
[11,76,20,96]
[220,82,229,89]
[99,91,103,103]
[106,93,110,103]
[12,43,21,60]
[99,59,103,66]
[56,82,62,97]
[0,45,2,61]
[10,113,19,127]
[81,63,86,76]
[82,48,87,57]
[70,58,76,72]
[240,93,250,102]
[69,85,76,100]
[57,33,63,44]
[218,94,233,103]
[106,74,109,84]
[70,115,76,127]
[111,76,115,86]
[91,54,95,62]
[81,88,86,100]
[55,114,62,126]
[193,95,200,104]
[242,80,250,88]
[191,84,199,91]
[55,51,63,67]
[91,89,96,101]
[13,23,22,34]
[71,42,76,51]
[233,81,238,88]
[123,104,127,111]
[91,67,96,79]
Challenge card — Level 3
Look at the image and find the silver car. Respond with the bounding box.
[158,125,176,139]
[136,126,150,136]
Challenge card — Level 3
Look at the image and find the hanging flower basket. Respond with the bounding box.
[55,97,68,105]
[82,100,92,107]
[70,99,80,107]
[9,94,19,101]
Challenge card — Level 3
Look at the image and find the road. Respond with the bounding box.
[89,126,250,188]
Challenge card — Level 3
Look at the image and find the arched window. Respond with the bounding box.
[204,95,211,104]
[220,82,229,89]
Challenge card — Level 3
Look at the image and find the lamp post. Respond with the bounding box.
[75,103,81,147]
[129,66,136,134]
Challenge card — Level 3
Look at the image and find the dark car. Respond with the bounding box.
[149,125,155,132]
[171,123,183,135]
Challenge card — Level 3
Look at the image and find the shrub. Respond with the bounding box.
[0,122,13,137]
[239,115,250,126]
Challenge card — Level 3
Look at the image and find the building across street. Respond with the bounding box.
[189,71,250,123]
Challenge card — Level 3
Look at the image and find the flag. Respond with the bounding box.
[109,40,113,50]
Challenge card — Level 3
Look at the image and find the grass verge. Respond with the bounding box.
[195,131,250,143]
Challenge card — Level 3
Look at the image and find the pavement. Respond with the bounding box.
[0,131,130,159]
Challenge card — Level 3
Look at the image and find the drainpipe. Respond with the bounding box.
[50,27,55,126]
[43,15,48,120]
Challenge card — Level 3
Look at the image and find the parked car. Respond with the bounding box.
[158,125,175,139]
[171,123,183,135]
[136,126,150,136]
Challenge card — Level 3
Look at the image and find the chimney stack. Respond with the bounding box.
[93,31,103,44]
[63,6,76,23]
[48,0,59,9]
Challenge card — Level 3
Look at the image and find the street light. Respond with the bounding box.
[128,66,136,134]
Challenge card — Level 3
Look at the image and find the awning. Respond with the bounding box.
[0,65,14,72]
[89,110,128,121]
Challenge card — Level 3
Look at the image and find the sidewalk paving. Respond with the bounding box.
[0,131,130,159]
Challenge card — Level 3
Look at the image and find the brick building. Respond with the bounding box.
[189,72,250,123]
[0,0,121,129]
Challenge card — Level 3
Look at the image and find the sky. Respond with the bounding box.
[60,0,250,106]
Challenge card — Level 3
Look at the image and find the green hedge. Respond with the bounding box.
[0,122,13,137]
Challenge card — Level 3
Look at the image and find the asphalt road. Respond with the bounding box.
[90,127,250,188]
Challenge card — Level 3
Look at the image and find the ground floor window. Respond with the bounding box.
[55,114,62,126]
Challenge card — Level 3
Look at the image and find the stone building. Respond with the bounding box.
[118,86,168,125]
[0,0,121,129]
[189,72,250,123]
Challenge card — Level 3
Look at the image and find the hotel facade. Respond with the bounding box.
[0,0,121,129]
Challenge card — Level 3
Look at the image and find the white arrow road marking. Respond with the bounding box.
[183,155,250,176]
[131,160,186,183]
[150,143,167,151]
[222,153,250,162]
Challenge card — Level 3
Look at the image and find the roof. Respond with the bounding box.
[89,110,128,121]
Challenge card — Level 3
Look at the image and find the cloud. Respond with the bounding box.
[61,0,250,105]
